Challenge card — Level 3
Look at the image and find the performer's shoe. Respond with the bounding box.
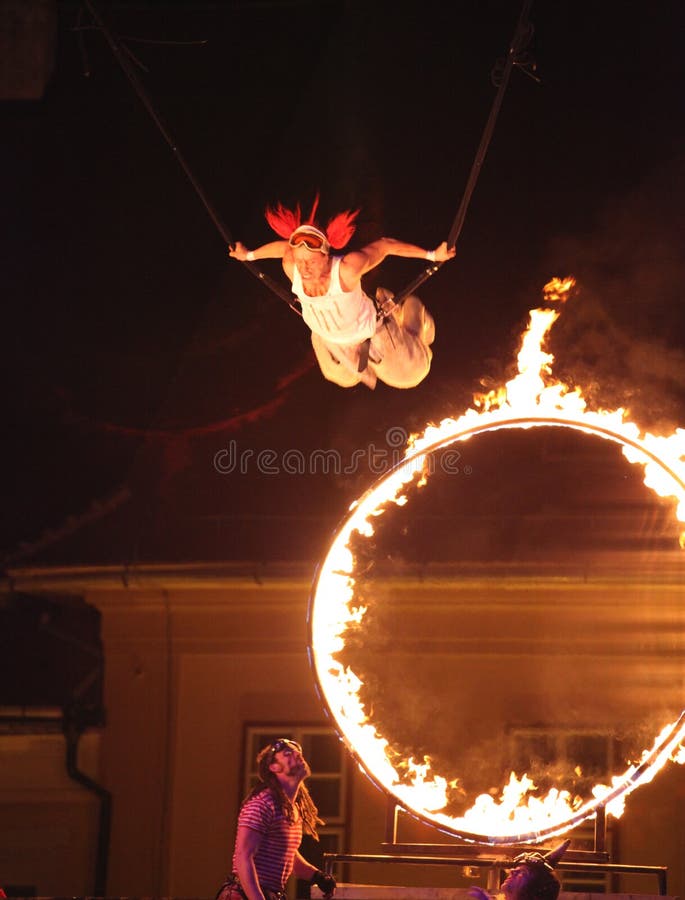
[422,306,435,346]
[375,286,396,318]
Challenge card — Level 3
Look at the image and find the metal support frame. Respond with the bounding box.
[322,852,668,896]
[323,798,668,895]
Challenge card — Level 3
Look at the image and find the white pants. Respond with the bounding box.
[310,293,434,390]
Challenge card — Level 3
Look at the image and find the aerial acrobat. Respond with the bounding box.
[226,0,534,392]
[230,197,454,390]
[83,0,534,391]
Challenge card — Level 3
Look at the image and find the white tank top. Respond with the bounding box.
[291,257,377,345]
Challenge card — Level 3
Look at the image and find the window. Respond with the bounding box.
[243,725,348,899]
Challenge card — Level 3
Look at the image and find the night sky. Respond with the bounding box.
[3,0,685,567]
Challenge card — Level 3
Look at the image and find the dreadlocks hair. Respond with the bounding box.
[243,743,324,840]
[264,192,359,250]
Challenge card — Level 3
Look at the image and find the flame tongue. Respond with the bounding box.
[309,277,685,844]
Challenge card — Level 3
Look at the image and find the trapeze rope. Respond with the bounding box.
[391,0,535,309]
[84,0,534,318]
[82,0,301,314]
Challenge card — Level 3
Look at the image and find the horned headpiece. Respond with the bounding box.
[512,839,571,871]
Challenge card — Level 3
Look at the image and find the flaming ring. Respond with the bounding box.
[308,415,685,845]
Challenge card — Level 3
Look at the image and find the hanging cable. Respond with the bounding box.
[82,0,301,314]
[389,0,535,310]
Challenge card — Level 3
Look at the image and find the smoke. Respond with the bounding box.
[331,455,685,816]
[543,151,685,430]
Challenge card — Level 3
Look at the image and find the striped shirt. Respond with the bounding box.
[232,790,303,891]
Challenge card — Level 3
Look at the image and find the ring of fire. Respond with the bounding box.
[308,415,685,845]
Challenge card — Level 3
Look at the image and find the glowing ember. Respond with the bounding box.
[308,277,685,845]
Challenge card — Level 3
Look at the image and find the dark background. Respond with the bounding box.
[2,0,685,567]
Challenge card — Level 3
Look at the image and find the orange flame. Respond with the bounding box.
[309,278,685,845]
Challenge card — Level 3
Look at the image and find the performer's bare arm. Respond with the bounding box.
[292,850,318,881]
[340,238,455,285]
[229,240,296,280]
[233,826,267,900]
[229,240,289,262]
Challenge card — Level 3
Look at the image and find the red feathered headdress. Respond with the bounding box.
[265,193,359,250]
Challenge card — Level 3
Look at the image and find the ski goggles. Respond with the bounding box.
[268,738,302,760]
[510,851,554,872]
[288,226,329,253]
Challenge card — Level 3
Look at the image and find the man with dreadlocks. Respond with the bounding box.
[229,197,454,389]
[215,738,336,900]
[468,840,570,900]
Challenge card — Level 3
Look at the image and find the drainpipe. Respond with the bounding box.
[63,703,112,897]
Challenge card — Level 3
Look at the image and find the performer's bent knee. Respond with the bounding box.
[374,347,433,389]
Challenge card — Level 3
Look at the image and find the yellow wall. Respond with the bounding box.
[0,731,101,895]
[91,578,328,897]
[1,562,684,898]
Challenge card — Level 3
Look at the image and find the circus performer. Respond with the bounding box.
[215,738,336,900]
[229,198,454,389]
[468,840,570,900]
